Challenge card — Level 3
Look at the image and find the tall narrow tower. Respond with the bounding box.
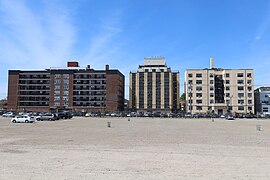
[210,56,214,69]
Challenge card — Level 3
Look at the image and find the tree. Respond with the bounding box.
[0,98,7,110]
[180,93,186,101]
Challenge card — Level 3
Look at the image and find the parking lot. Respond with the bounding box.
[1,116,270,179]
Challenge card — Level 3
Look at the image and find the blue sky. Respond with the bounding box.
[1,0,270,99]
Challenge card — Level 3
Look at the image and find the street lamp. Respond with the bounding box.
[227,95,233,114]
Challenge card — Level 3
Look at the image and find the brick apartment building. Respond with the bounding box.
[7,62,125,113]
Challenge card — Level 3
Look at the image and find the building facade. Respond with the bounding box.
[7,62,125,112]
[254,87,270,115]
[185,57,254,115]
[129,57,180,113]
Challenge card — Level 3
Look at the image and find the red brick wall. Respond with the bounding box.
[67,62,79,67]
[106,73,124,112]
[7,73,19,111]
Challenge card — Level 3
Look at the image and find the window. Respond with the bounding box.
[209,73,213,78]
[54,85,60,90]
[54,102,60,106]
[247,80,252,84]
[238,106,244,110]
[210,93,214,97]
[210,86,214,91]
[226,86,230,91]
[248,100,252,104]
[55,74,61,78]
[226,93,230,97]
[238,80,244,84]
[54,91,60,95]
[63,80,69,84]
[63,74,69,78]
[248,93,252,98]
[196,100,202,104]
[188,80,193,84]
[237,73,244,77]
[210,100,214,104]
[196,86,202,91]
[247,73,252,78]
[54,96,60,101]
[248,86,252,91]
[210,80,214,84]
[238,86,244,91]
[63,96,69,101]
[225,73,230,78]
[263,107,269,112]
[196,106,202,110]
[238,93,244,98]
[196,73,202,78]
[226,80,230,84]
[196,80,202,84]
[63,85,69,90]
[188,73,193,78]
[54,80,61,84]
[63,91,69,95]
[196,93,202,98]
[248,106,252,111]
[238,100,244,104]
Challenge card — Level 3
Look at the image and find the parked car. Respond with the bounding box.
[36,113,58,121]
[245,114,257,119]
[3,112,15,117]
[85,113,97,117]
[56,111,73,119]
[220,114,226,118]
[11,115,35,123]
[226,115,235,120]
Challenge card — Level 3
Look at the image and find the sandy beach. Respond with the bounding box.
[0,116,270,179]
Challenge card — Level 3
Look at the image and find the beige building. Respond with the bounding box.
[185,57,254,115]
[129,57,180,112]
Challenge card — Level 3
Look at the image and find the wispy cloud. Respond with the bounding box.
[0,0,76,68]
[254,2,270,41]
[255,35,261,40]
[0,0,76,98]
[80,11,124,69]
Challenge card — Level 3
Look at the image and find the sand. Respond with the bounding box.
[0,116,270,179]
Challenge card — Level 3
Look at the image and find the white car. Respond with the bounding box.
[11,115,35,123]
[3,112,15,117]
[85,113,97,117]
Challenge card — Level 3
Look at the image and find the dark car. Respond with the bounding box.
[226,115,235,120]
[57,111,73,119]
